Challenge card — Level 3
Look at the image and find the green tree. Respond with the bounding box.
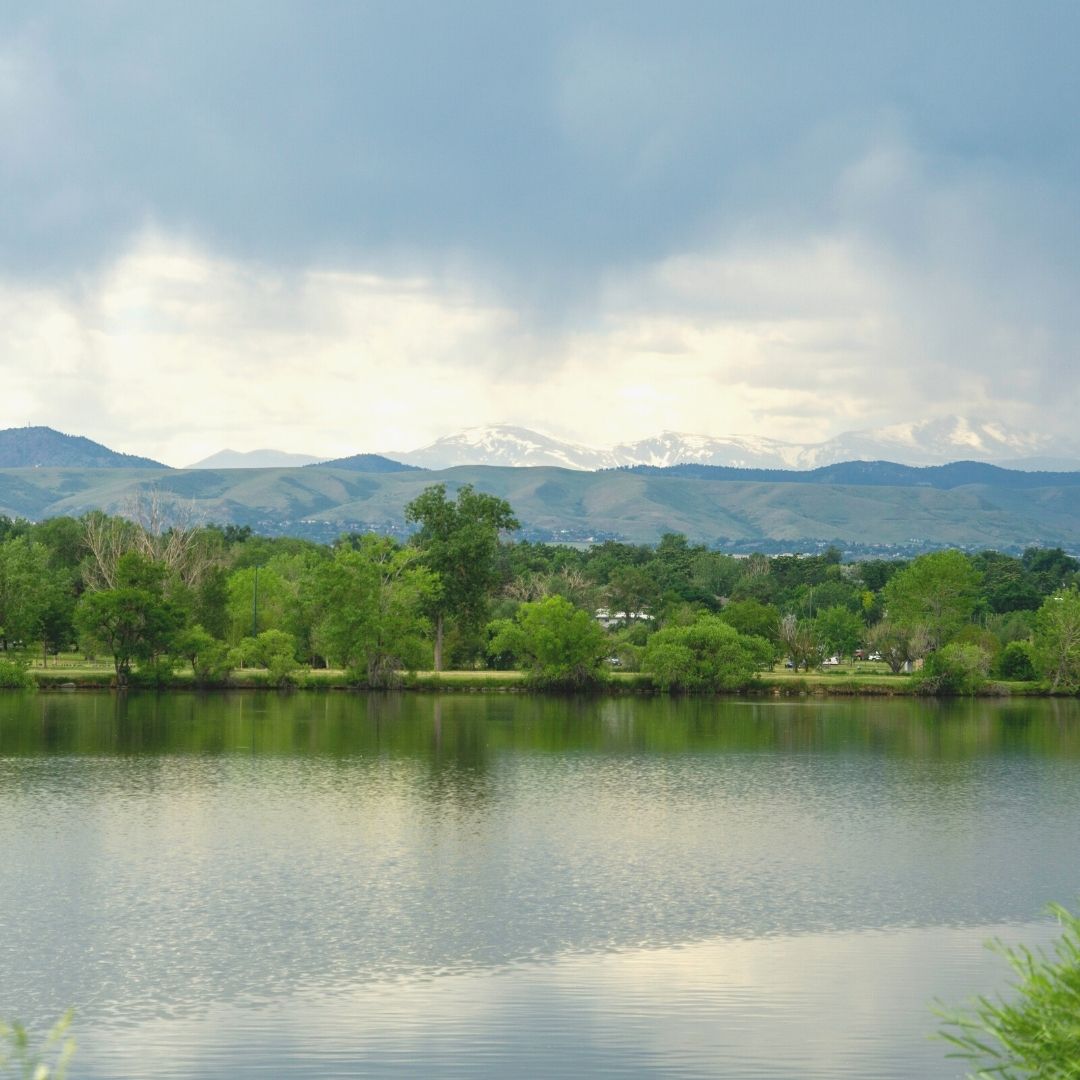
[855,559,906,594]
[717,599,781,646]
[173,625,231,684]
[917,643,991,695]
[641,615,771,691]
[0,538,52,650]
[605,565,662,625]
[73,553,181,683]
[1034,588,1080,692]
[882,550,981,650]
[868,618,930,674]
[30,516,85,572]
[193,565,230,640]
[951,624,1002,671]
[488,595,609,689]
[814,604,864,661]
[252,629,300,686]
[1022,546,1080,595]
[999,640,1037,681]
[405,484,518,671]
[777,613,824,671]
[0,537,76,663]
[226,564,293,644]
[972,550,1041,613]
[312,537,439,686]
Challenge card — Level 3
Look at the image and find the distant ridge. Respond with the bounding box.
[626,459,1080,489]
[0,426,167,469]
[187,448,325,469]
[2,454,1080,551]
[310,452,423,473]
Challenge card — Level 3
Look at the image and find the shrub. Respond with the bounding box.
[642,615,771,692]
[608,640,643,672]
[938,902,1080,1077]
[173,625,232,685]
[255,629,300,688]
[998,640,1037,681]
[488,596,609,689]
[228,631,299,686]
[0,658,31,689]
[127,657,179,689]
[916,644,990,695]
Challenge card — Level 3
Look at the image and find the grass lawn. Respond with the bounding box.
[16,654,1043,697]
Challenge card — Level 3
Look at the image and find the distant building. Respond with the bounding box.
[594,608,655,630]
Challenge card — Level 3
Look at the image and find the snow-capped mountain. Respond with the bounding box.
[387,426,619,470]
[609,431,809,470]
[385,418,1080,472]
[804,417,1057,469]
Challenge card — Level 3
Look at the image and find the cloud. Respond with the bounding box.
[2,159,1080,465]
[1,3,1079,457]
[0,233,526,464]
[0,229,890,460]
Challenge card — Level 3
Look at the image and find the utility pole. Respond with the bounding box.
[252,564,259,638]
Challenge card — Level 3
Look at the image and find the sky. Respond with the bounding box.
[2,1,1079,466]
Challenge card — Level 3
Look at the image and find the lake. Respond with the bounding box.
[2,691,1079,1078]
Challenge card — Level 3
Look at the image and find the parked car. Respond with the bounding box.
[822,656,840,666]
[867,651,883,661]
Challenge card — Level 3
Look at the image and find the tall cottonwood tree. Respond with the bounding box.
[405,484,518,671]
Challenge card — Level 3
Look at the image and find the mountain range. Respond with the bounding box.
[14,417,1071,473]
[383,418,1080,472]
[1,457,1079,554]
[2,424,1080,553]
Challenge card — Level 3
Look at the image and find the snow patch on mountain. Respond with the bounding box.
[388,426,618,470]
[385,417,1080,472]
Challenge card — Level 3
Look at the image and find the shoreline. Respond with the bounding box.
[20,667,1051,697]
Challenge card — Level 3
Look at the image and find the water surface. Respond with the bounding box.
[2,692,1078,1077]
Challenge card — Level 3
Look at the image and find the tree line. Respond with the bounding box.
[1,483,1079,692]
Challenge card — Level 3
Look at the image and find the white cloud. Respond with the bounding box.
[0,181,1076,466]
[0,234,519,464]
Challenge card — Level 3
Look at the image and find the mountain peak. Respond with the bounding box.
[185,448,326,469]
[387,426,613,470]
[0,426,167,469]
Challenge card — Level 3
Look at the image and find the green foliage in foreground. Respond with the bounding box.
[938,903,1080,1078]
[0,1011,74,1079]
